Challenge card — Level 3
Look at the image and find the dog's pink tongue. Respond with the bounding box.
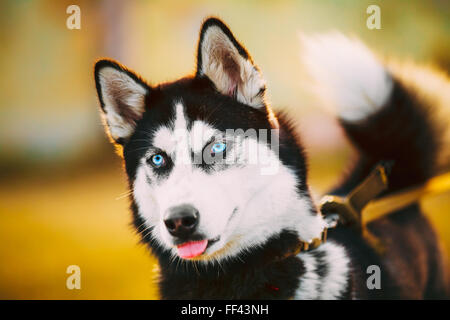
[177,240,208,259]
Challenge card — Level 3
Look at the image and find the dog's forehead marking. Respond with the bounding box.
[172,101,191,165]
[173,101,188,133]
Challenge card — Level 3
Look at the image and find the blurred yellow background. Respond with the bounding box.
[0,0,449,299]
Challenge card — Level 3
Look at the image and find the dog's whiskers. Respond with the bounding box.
[192,260,200,276]
[134,220,147,231]
[115,190,132,200]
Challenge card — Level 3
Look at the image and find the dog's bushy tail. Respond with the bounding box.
[299,32,450,194]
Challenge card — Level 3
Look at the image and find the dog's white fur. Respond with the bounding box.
[299,32,393,122]
[294,242,350,299]
[317,242,351,299]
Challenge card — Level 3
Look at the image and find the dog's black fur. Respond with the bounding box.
[95,17,449,299]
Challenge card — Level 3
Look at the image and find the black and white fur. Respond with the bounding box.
[94,18,449,299]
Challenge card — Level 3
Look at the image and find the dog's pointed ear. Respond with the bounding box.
[94,59,150,144]
[196,18,266,108]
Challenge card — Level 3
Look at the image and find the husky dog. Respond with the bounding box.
[94,17,449,299]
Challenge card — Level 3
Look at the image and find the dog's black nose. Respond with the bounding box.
[164,204,199,239]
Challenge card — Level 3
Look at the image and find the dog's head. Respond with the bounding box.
[94,18,325,263]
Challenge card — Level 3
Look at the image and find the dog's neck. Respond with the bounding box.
[156,234,352,299]
[155,230,306,299]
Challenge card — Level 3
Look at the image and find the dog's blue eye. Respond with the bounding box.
[150,154,165,167]
[211,142,226,154]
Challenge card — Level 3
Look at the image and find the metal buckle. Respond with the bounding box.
[319,162,392,229]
